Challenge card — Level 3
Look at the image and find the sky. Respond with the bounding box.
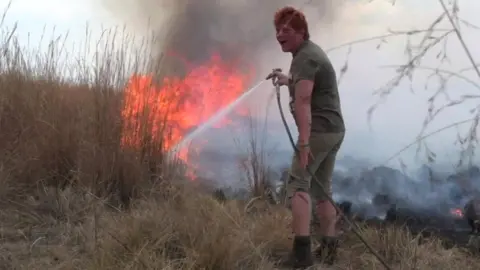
[2,0,480,174]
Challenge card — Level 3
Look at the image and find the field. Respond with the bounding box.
[2,9,480,270]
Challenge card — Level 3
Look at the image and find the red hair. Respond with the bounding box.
[274,6,310,40]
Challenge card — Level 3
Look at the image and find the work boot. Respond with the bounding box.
[314,236,339,266]
[280,236,314,269]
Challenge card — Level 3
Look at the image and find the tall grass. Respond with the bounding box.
[0,18,189,207]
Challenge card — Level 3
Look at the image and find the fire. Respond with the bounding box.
[120,53,254,178]
[450,208,463,218]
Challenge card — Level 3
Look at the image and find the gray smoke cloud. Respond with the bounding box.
[98,1,480,224]
[96,0,387,186]
[99,0,346,73]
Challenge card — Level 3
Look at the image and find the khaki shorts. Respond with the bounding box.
[286,132,344,203]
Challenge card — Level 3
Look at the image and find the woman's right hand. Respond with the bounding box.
[266,68,288,86]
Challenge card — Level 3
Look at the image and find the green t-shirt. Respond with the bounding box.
[288,40,345,133]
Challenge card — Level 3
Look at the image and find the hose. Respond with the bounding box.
[272,82,393,270]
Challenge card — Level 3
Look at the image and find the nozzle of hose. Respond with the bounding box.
[266,68,283,86]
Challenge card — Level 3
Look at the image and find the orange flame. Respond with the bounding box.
[120,53,254,178]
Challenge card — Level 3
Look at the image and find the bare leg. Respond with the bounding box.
[291,191,312,235]
[316,199,337,237]
[314,199,339,266]
[284,190,314,268]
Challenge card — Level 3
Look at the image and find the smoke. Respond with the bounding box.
[98,1,480,224]
[99,0,346,72]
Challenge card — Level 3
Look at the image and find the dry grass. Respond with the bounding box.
[2,183,480,270]
[1,8,480,270]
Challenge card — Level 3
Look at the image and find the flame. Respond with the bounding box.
[120,53,254,178]
[450,208,463,218]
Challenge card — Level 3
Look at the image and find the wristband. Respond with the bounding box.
[298,143,310,148]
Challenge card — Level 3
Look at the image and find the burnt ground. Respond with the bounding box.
[338,202,479,252]
[386,208,472,248]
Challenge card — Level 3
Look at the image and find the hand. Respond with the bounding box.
[298,145,311,169]
[265,68,288,86]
